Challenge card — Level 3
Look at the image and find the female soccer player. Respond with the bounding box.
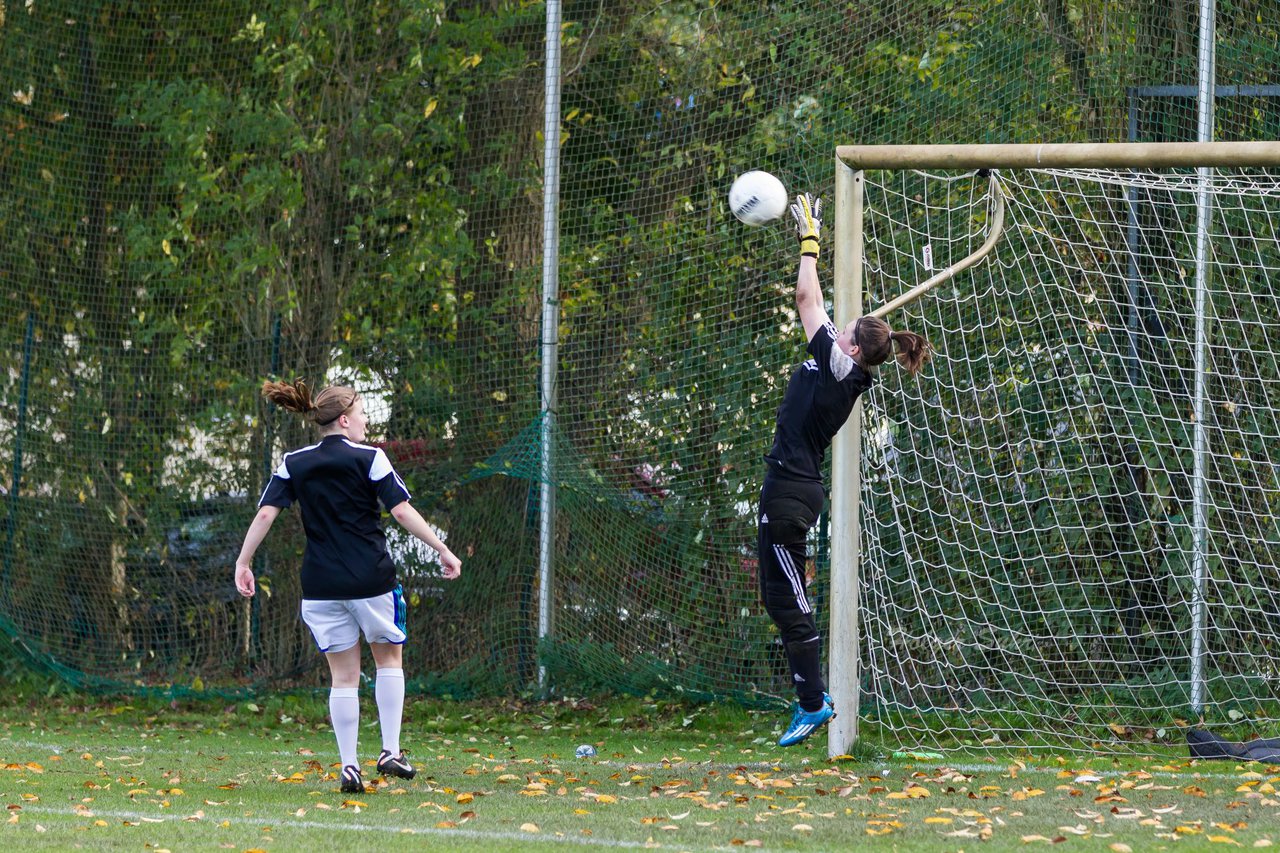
[761,194,930,747]
[233,380,462,792]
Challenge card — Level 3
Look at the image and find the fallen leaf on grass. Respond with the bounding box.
[886,785,929,800]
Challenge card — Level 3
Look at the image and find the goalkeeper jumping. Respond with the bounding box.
[760,193,930,746]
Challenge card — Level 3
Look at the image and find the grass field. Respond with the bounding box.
[2,689,1279,851]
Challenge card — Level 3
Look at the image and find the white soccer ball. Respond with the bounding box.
[575,744,597,758]
[729,170,788,226]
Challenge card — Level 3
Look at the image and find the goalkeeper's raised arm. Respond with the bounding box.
[790,193,831,343]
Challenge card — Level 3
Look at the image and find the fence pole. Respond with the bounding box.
[537,0,563,696]
[1189,0,1216,716]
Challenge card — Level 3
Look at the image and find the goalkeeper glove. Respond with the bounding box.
[790,193,822,259]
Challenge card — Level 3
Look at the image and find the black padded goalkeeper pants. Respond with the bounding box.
[757,473,826,712]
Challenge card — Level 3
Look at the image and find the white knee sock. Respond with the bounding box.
[329,687,360,769]
[375,667,405,755]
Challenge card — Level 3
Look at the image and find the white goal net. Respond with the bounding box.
[846,161,1280,753]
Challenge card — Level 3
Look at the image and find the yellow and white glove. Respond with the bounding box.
[789,193,822,259]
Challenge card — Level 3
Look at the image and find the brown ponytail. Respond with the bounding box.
[888,329,931,376]
[853,316,932,376]
[261,379,359,427]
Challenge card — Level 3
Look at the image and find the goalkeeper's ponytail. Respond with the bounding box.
[854,317,932,376]
[889,329,931,376]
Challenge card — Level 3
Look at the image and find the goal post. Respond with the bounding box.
[828,142,1280,758]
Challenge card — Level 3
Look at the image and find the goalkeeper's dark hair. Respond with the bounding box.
[853,316,931,376]
[261,379,359,427]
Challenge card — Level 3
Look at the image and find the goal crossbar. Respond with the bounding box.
[837,140,1280,170]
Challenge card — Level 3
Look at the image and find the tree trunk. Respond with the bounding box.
[78,22,135,654]
[1039,0,1102,139]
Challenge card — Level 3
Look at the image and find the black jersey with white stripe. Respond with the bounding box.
[259,434,411,600]
[763,322,875,483]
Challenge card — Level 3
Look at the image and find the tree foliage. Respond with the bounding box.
[1,0,1279,700]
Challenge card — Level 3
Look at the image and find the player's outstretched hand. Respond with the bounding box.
[440,548,462,580]
[790,193,822,259]
[235,563,256,597]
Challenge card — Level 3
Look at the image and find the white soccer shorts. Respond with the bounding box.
[300,585,407,653]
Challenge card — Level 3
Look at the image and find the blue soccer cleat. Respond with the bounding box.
[777,693,836,747]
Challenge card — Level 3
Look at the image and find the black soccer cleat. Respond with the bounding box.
[339,764,365,794]
[377,749,417,780]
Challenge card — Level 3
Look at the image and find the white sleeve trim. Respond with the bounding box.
[369,448,394,481]
[829,341,855,382]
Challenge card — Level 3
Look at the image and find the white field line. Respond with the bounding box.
[941,760,1280,780]
[589,758,1272,782]
[17,805,665,849]
[4,737,1269,781]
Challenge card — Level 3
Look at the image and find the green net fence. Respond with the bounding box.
[3,0,1280,750]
